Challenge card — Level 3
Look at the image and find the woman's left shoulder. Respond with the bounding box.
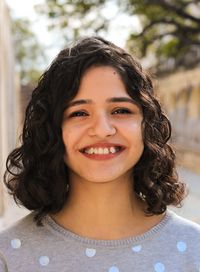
[167,210,200,232]
[165,210,200,246]
[159,210,200,267]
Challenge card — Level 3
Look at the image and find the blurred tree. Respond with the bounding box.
[35,0,109,41]
[35,0,200,73]
[126,0,200,73]
[12,17,46,85]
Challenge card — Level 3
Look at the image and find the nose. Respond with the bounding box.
[88,113,116,138]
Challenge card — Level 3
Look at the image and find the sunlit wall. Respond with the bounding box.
[0,0,21,227]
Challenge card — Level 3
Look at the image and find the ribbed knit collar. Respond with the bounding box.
[44,210,173,248]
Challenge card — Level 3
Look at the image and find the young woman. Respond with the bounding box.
[0,36,199,272]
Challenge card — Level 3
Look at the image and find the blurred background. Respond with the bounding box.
[0,0,200,230]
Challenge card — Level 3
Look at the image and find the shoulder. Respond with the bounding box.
[0,212,37,240]
[166,210,200,236]
[0,213,36,271]
[0,212,53,271]
[0,212,43,255]
[162,210,200,260]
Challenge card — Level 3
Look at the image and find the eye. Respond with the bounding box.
[112,108,132,115]
[68,111,89,118]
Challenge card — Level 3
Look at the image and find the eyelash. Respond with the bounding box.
[68,108,132,118]
[112,108,132,115]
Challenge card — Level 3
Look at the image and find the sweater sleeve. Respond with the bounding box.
[0,252,8,272]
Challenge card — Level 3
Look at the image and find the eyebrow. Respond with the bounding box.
[67,97,138,107]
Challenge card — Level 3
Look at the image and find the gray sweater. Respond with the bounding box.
[0,210,200,272]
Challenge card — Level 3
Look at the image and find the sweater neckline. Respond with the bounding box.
[44,210,173,247]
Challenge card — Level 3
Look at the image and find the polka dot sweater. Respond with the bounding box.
[0,210,200,271]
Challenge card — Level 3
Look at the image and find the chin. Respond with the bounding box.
[82,171,130,184]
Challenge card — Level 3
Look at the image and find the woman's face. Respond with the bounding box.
[62,66,144,184]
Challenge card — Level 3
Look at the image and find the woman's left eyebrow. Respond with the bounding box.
[67,97,137,108]
[107,97,137,105]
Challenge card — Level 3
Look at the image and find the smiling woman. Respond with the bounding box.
[0,36,200,272]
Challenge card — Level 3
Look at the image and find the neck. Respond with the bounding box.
[51,176,164,240]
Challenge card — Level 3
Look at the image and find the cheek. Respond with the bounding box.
[62,128,69,148]
[124,122,144,151]
[121,120,143,137]
[62,124,87,151]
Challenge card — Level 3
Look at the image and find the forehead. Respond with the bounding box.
[75,65,128,99]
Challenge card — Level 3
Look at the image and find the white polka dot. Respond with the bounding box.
[108,266,120,272]
[132,245,142,252]
[85,248,96,257]
[11,239,21,249]
[39,256,50,266]
[154,262,165,272]
[177,241,187,252]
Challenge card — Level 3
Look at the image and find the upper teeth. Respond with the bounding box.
[84,147,120,154]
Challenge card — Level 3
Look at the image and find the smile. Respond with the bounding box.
[83,146,121,154]
[79,144,125,160]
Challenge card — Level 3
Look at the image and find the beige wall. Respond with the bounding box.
[156,67,200,147]
[0,0,27,229]
[155,67,200,173]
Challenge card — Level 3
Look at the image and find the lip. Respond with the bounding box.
[79,142,126,151]
[80,149,125,160]
[79,142,126,161]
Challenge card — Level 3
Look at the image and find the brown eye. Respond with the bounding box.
[112,108,132,115]
[69,111,89,117]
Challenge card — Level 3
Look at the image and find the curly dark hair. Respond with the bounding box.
[4,36,186,225]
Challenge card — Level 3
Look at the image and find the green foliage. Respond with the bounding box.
[36,0,200,72]
[35,0,108,40]
[124,0,200,72]
[157,39,180,58]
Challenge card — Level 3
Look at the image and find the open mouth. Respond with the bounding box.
[80,146,123,155]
